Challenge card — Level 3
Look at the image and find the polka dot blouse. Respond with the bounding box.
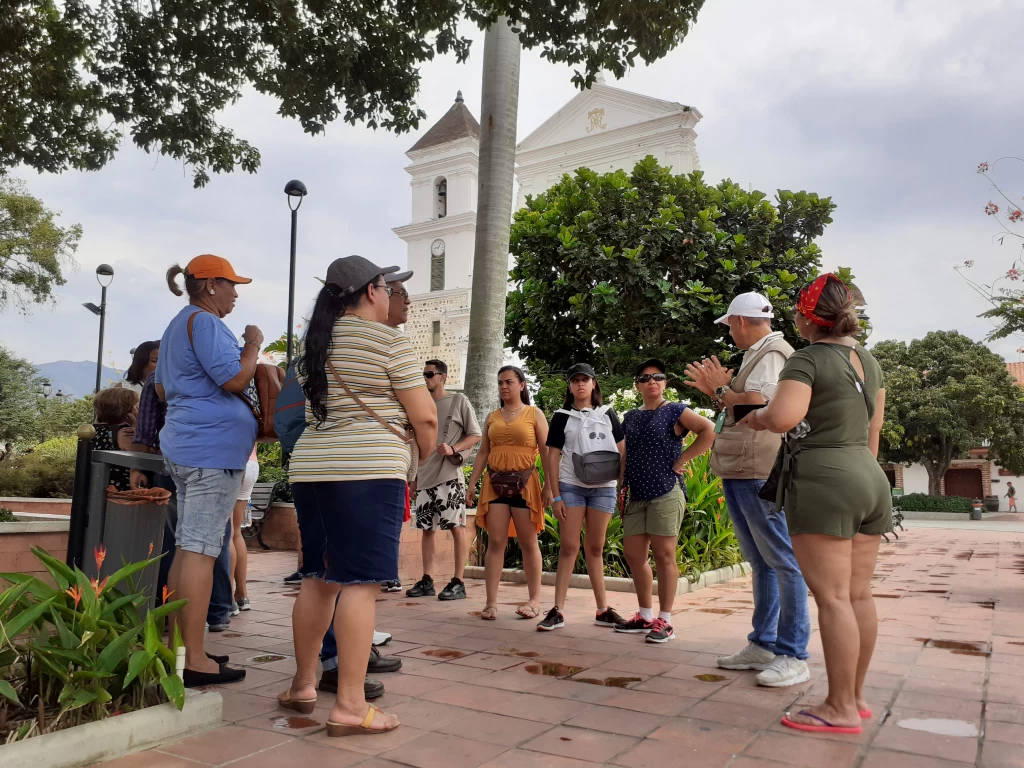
[623,402,688,500]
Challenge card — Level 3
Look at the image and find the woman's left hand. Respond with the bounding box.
[672,460,687,476]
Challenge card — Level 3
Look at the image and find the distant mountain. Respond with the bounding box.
[34,361,124,399]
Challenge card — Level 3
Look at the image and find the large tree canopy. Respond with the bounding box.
[505,157,835,387]
[0,344,42,443]
[2,0,705,187]
[873,330,1024,495]
[0,177,81,312]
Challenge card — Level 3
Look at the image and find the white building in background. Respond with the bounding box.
[392,82,703,387]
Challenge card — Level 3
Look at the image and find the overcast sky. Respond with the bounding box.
[4,0,1023,373]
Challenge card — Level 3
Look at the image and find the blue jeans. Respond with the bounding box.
[722,478,810,660]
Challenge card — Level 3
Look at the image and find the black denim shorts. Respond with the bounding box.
[292,478,405,585]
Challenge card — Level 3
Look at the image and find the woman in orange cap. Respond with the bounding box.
[155,254,263,687]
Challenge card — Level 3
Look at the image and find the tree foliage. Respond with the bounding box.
[505,157,835,389]
[0,177,81,312]
[2,0,705,187]
[0,344,41,443]
[873,330,1024,495]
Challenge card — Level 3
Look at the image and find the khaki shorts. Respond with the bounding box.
[624,484,686,538]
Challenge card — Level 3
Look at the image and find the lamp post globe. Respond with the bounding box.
[92,264,114,393]
[284,180,307,370]
[96,263,114,287]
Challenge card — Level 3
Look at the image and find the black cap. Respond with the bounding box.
[385,270,413,283]
[325,255,399,295]
[634,358,666,378]
[565,363,597,380]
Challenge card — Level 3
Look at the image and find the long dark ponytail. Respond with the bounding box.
[299,285,356,426]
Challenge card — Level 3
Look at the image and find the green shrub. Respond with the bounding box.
[34,436,78,462]
[0,507,16,522]
[897,493,972,512]
[0,449,76,498]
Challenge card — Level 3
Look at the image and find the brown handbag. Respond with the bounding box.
[488,467,534,498]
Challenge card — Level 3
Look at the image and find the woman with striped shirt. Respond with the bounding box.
[279,256,437,737]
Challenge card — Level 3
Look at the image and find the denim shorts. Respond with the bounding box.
[560,482,617,514]
[292,479,405,585]
[163,459,242,557]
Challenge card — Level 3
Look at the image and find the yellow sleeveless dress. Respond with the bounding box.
[478,406,545,538]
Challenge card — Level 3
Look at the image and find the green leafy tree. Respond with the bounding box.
[873,330,1024,495]
[0,178,82,312]
[0,345,41,443]
[505,157,835,388]
[33,395,95,443]
[3,0,707,187]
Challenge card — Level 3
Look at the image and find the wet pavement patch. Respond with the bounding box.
[525,663,586,677]
[248,654,288,663]
[272,716,319,730]
[497,646,541,658]
[896,718,979,737]
[697,608,734,615]
[573,675,643,687]
[924,639,990,654]
[421,648,468,659]
[695,674,728,682]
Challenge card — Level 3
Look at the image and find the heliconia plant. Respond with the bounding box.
[0,545,188,743]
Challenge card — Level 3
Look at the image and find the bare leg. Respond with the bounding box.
[788,533,860,727]
[483,504,511,612]
[850,533,881,713]
[231,499,248,600]
[553,507,585,609]
[511,506,543,610]
[624,534,653,610]
[452,526,468,581]
[650,535,679,613]
[282,577,339,703]
[170,549,218,673]
[420,529,436,578]
[584,508,612,611]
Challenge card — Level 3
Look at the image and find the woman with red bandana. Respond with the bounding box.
[739,274,891,737]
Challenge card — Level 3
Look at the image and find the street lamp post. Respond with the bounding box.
[284,180,307,370]
[83,264,114,393]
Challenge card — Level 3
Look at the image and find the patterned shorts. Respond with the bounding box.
[414,478,467,531]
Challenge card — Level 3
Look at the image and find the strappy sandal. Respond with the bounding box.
[480,605,498,620]
[515,604,541,620]
[327,704,399,737]
[277,690,318,715]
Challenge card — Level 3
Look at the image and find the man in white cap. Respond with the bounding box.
[684,292,811,687]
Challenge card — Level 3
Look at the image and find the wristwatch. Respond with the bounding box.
[714,385,730,401]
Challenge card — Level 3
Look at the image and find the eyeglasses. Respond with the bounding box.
[635,373,667,384]
[423,371,444,379]
[392,289,410,300]
[374,283,393,297]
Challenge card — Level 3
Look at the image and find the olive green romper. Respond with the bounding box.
[778,343,893,538]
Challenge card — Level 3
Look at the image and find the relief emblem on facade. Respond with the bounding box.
[586,107,608,133]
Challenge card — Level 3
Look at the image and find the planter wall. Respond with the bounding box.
[0,519,70,586]
[0,497,72,516]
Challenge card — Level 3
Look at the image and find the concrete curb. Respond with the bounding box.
[1,690,222,768]
[899,511,972,521]
[463,562,751,595]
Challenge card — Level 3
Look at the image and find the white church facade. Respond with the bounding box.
[392,83,703,387]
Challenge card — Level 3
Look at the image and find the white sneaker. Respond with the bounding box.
[717,642,775,670]
[373,630,392,646]
[756,655,810,688]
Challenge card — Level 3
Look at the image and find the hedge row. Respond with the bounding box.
[895,493,973,513]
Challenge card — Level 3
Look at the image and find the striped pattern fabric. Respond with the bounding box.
[288,316,423,483]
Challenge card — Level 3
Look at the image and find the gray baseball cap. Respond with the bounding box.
[325,256,399,295]
[385,270,413,283]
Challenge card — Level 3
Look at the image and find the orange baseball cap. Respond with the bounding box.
[184,254,252,284]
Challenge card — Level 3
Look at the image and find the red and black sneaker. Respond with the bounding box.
[613,612,654,634]
[646,618,675,644]
[595,607,625,627]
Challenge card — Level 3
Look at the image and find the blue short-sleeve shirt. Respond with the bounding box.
[154,306,256,470]
[623,401,689,500]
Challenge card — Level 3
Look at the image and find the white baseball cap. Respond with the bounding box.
[715,292,775,326]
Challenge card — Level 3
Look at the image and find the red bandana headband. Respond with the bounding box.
[797,274,848,328]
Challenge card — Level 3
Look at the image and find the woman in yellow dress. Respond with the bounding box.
[466,366,551,620]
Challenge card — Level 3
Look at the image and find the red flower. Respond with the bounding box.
[90,576,109,595]
[1008,269,1021,282]
[1009,209,1023,223]
[66,585,82,607]
[162,585,175,603]
[977,162,990,173]
[147,542,154,558]
[94,544,107,573]
[985,202,1000,216]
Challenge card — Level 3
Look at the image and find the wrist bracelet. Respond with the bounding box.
[552,496,562,502]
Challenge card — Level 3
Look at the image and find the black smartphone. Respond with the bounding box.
[732,404,766,421]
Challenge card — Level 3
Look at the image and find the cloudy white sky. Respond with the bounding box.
[4,0,1024,372]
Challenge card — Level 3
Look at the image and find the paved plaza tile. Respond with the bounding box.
[91,524,1024,767]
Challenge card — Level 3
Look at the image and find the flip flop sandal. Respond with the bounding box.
[327,704,399,737]
[781,711,862,735]
[278,690,318,715]
[515,604,541,619]
[481,606,498,621]
[859,709,872,719]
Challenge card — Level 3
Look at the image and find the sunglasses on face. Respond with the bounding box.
[635,373,667,384]
[423,371,444,379]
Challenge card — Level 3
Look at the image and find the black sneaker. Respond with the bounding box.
[381,580,402,593]
[537,607,565,631]
[613,612,654,634]
[438,578,466,601]
[318,670,384,699]
[595,607,625,627]
[367,645,403,673]
[646,618,675,644]
[283,571,302,584]
[406,575,435,598]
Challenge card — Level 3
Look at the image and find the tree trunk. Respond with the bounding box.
[463,18,522,428]
[924,455,953,496]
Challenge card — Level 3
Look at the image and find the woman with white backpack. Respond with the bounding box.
[538,363,627,631]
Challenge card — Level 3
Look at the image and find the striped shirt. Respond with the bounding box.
[288,316,423,483]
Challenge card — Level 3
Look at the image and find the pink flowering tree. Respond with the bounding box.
[957,158,1024,339]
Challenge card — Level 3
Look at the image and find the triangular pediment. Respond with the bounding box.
[517,84,697,154]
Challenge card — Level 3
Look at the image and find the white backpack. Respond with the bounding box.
[562,406,621,484]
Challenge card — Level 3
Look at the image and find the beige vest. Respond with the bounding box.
[709,334,794,480]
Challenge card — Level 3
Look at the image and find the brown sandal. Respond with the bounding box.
[480,605,498,620]
[326,704,399,737]
[516,604,541,620]
[278,690,317,715]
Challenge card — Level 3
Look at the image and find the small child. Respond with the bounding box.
[93,385,140,492]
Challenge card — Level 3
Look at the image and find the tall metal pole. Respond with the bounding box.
[286,207,298,370]
[95,284,107,394]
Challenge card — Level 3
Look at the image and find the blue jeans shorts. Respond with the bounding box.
[560,482,617,514]
[162,459,242,557]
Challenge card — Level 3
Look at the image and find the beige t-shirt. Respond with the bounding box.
[415,394,481,490]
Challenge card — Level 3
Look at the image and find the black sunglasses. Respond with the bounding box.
[635,373,667,384]
[423,371,445,379]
